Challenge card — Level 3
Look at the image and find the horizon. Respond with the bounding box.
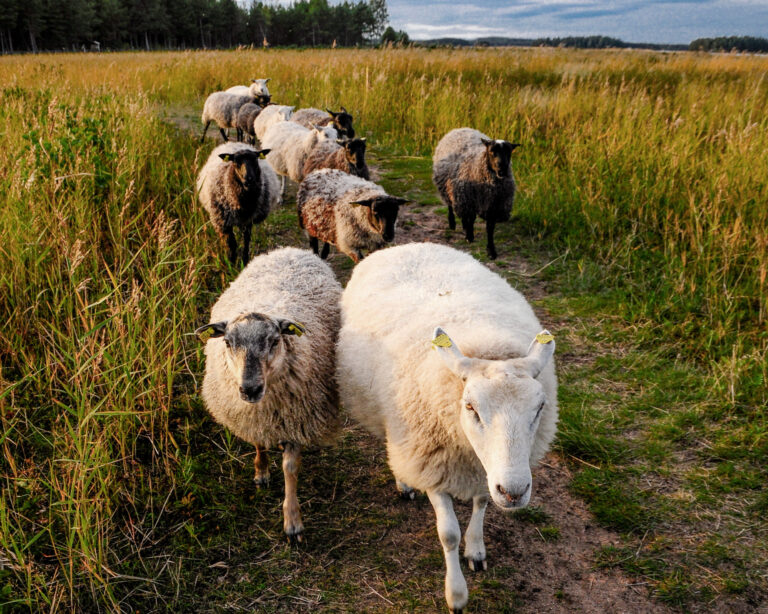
[385,0,768,46]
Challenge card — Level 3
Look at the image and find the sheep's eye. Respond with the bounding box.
[224,339,232,349]
[532,401,545,424]
[466,402,476,413]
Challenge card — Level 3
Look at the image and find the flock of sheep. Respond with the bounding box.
[193,78,558,614]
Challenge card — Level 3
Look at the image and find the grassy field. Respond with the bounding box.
[0,48,766,612]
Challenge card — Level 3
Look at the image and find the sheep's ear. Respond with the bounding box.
[277,319,306,336]
[195,321,227,342]
[480,137,493,147]
[431,327,471,381]
[507,142,521,153]
[520,330,555,378]
[218,153,233,162]
[359,137,366,142]
[350,198,376,208]
[257,149,270,158]
[265,78,270,83]
[341,106,348,114]
[389,196,408,206]
[326,108,337,116]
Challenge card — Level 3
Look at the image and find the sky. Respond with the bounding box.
[384,0,768,44]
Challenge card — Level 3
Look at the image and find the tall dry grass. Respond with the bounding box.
[0,48,766,610]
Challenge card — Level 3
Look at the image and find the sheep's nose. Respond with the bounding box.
[239,384,264,402]
[496,483,530,507]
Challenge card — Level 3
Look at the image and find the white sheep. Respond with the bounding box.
[196,142,280,265]
[195,247,342,543]
[337,242,558,613]
[200,91,256,143]
[432,128,520,259]
[261,121,338,187]
[226,78,271,102]
[297,169,406,262]
[252,104,295,142]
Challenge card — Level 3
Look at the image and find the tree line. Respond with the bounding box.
[689,36,768,53]
[0,0,389,53]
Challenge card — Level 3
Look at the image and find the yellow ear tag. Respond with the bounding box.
[536,332,555,344]
[288,323,305,336]
[259,152,267,159]
[432,333,452,348]
[197,326,214,342]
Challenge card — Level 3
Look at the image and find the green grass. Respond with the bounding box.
[0,48,767,611]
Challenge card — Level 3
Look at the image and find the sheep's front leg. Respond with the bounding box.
[241,224,252,266]
[464,494,488,571]
[460,214,476,244]
[447,204,456,230]
[253,444,270,487]
[282,442,304,543]
[224,228,238,264]
[427,490,468,613]
[485,219,497,260]
[309,236,320,255]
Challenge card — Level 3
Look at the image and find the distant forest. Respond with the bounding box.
[0,0,389,53]
[689,36,768,53]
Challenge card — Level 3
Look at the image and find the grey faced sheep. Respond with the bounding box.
[226,78,271,103]
[297,169,406,263]
[303,137,369,180]
[201,92,257,143]
[252,104,295,142]
[432,128,520,259]
[337,242,558,613]
[195,247,342,543]
[196,142,280,266]
[235,102,263,144]
[292,107,355,138]
[261,121,338,186]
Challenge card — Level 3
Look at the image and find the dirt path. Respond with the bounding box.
[180,119,673,612]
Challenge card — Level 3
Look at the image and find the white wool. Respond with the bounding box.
[261,122,338,183]
[252,105,295,141]
[226,78,270,98]
[337,242,558,501]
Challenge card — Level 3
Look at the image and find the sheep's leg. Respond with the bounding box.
[309,236,319,255]
[320,242,330,259]
[427,490,468,614]
[224,228,238,264]
[241,223,251,266]
[219,127,228,142]
[280,175,286,198]
[282,442,304,544]
[464,494,488,572]
[396,479,415,501]
[236,127,242,142]
[253,445,270,487]
[461,214,475,243]
[485,219,497,260]
[200,121,211,143]
[447,205,456,230]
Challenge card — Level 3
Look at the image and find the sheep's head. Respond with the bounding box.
[431,327,555,510]
[338,137,367,176]
[480,138,520,180]
[219,149,270,190]
[350,194,407,243]
[254,94,271,106]
[250,78,271,98]
[327,107,355,138]
[195,313,306,403]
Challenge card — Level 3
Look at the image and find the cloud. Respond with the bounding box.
[386,0,768,44]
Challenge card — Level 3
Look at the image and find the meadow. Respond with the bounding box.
[0,47,766,612]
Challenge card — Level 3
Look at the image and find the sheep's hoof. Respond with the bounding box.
[451,609,463,614]
[286,530,304,546]
[398,489,415,501]
[253,475,270,488]
[468,558,487,572]
[487,249,498,260]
